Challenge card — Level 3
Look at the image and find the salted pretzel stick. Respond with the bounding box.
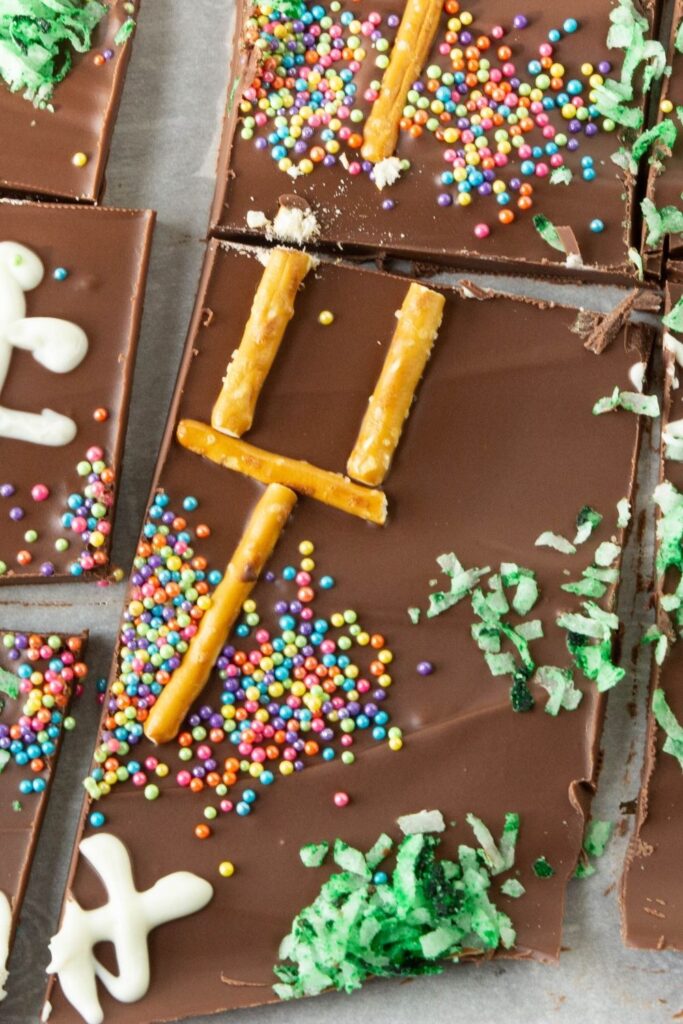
[347,283,445,486]
[145,483,297,744]
[361,0,443,163]
[177,419,388,526]
[211,248,314,437]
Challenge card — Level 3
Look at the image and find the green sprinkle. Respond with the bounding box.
[500,879,525,899]
[535,531,576,555]
[532,856,555,878]
[534,666,583,715]
[114,16,136,44]
[0,666,19,699]
[300,842,330,868]
[273,823,519,999]
[652,688,683,768]
[532,214,565,253]
[0,0,107,106]
[642,625,668,666]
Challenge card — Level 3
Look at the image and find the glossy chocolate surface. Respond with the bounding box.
[0,630,88,977]
[0,1,139,203]
[0,200,154,584]
[620,277,683,950]
[46,244,650,1022]
[211,0,649,280]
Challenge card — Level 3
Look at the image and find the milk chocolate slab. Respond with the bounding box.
[0,1,139,203]
[0,629,88,1003]
[640,0,683,271]
[621,274,683,950]
[0,199,154,584]
[46,245,652,1023]
[210,0,653,281]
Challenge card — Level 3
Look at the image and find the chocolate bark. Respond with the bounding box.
[45,243,652,1023]
[0,1,139,203]
[0,199,154,584]
[210,0,653,281]
[620,273,683,950]
[0,629,89,1002]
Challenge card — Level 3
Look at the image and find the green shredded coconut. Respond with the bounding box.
[114,16,136,45]
[532,214,566,253]
[0,666,19,699]
[616,498,631,529]
[584,820,613,859]
[300,842,329,868]
[574,506,603,546]
[642,198,683,247]
[653,482,683,635]
[592,385,660,418]
[532,856,555,879]
[509,669,534,712]
[534,666,583,715]
[12,800,22,812]
[500,878,525,899]
[627,247,644,279]
[642,625,668,666]
[652,688,683,768]
[550,166,572,185]
[535,531,576,555]
[663,295,683,332]
[466,812,520,876]
[426,553,490,619]
[407,607,421,625]
[594,541,621,567]
[0,0,107,107]
[676,19,683,55]
[273,823,519,999]
[0,750,9,774]
[631,119,677,168]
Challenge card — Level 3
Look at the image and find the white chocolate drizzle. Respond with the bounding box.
[0,242,88,446]
[47,833,213,1024]
[0,889,11,1001]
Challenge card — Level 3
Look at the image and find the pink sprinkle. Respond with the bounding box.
[334,791,350,808]
[474,223,490,239]
[31,483,49,502]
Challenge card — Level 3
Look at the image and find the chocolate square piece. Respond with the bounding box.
[45,244,654,1023]
[0,1,139,202]
[0,629,89,1004]
[210,0,658,281]
[621,273,683,950]
[0,199,154,584]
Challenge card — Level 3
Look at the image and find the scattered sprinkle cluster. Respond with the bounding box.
[85,491,402,837]
[0,633,86,795]
[0,445,115,578]
[241,1,618,238]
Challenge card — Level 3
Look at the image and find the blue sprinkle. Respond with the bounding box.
[53,267,68,281]
[590,219,605,233]
[89,811,106,828]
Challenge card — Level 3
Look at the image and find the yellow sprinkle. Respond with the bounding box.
[318,310,335,326]
[299,540,314,555]
[72,152,88,167]
[219,861,235,878]
[661,99,674,114]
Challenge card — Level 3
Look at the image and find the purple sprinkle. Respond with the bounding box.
[40,562,55,576]
[417,661,434,676]
[382,198,396,210]
[437,193,453,207]
[0,483,15,498]
[512,14,528,29]
[9,507,24,521]
[598,61,611,75]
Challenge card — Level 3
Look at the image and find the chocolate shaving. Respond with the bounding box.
[576,289,660,355]
[220,975,268,988]
[555,226,582,261]
[278,193,310,212]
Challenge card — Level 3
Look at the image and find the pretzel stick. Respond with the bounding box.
[212,248,314,437]
[177,418,388,526]
[361,0,443,163]
[347,283,445,486]
[145,483,297,744]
